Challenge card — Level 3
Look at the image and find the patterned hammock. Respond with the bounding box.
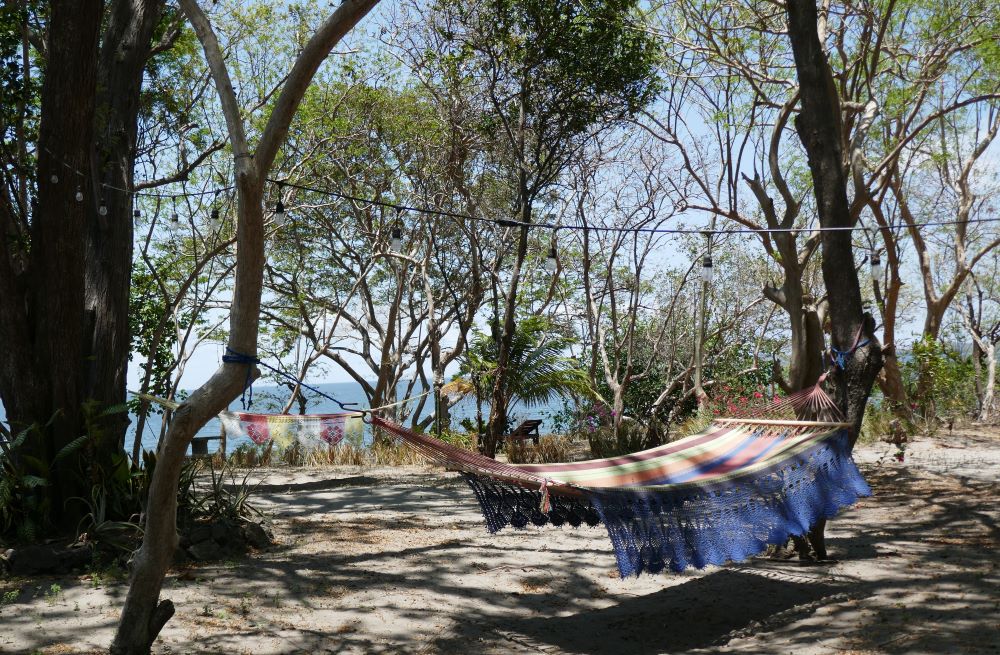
[218,411,364,448]
[371,385,871,577]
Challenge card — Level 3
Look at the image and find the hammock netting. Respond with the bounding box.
[371,384,871,577]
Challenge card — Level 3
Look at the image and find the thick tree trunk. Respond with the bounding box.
[786,0,884,560]
[0,0,103,525]
[1,1,164,527]
[786,0,882,436]
[87,0,165,450]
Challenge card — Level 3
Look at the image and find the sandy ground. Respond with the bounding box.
[1,428,997,654]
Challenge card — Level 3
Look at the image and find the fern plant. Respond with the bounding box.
[0,412,88,541]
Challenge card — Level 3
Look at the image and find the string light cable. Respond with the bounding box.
[269,178,1000,237]
[29,147,1000,237]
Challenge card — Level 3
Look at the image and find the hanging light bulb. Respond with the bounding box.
[870,252,882,284]
[390,224,403,253]
[270,181,287,228]
[545,245,558,272]
[210,207,221,230]
[272,198,285,227]
[75,187,84,202]
[169,212,180,234]
[701,254,714,284]
[98,199,108,216]
[50,174,59,184]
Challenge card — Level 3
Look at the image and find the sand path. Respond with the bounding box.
[1,428,997,654]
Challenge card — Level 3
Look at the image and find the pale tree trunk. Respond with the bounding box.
[110,2,380,652]
[786,0,884,559]
[981,342,997,422]
[486,198,532,456]
[485,89,532,457]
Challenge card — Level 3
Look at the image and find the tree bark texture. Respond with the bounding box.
[0,1,165,525]
[786,0,883,441]
[87,0,165,448]
[0,0,103,521]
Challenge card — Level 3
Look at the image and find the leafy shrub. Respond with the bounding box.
[587,422,649,458]
[903,336,978,424]
[0,417,88,542]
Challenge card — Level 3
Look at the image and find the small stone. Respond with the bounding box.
[186,523,213,545]
[7,543,93,576]
[187,540,224,561]
[241,522,272,550]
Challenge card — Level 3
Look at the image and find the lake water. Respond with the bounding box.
[0,382,566,456]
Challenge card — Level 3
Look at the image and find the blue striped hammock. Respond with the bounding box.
[373,385,870,577]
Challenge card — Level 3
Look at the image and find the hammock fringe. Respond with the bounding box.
[458,430,869,576]
[371,383,870,577]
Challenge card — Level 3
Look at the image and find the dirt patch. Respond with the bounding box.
[1,431,998,654]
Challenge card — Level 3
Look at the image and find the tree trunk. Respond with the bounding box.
[786,0,884,559]
[486,206,532,457]
[112,2,380,649]
[87,0,165,450]
[879,352,910,416]
[784,284,825,392]
[0,0,103,527]
[0,1,165,530]
[979,342,996,422]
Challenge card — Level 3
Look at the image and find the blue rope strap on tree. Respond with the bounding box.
[828,326,870,371]
[222,348,258,409]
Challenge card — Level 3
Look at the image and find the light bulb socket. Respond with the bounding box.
[275,199,285,214]
[133,209,141,218]
[870,254,882,283]
[390,227,403,253]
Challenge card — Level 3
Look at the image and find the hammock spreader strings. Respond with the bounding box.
[374,381,848,489]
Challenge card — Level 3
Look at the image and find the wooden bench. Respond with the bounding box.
[499,419,542,449]
[190,435,222,457]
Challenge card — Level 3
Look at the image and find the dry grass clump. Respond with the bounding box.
[226,439,427,468]
[505,435,575,464]
[304,441,426,466]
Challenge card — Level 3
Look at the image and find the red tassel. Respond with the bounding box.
[539,478,552,514]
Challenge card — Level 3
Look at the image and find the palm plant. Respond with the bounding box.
[457,316,594,455]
